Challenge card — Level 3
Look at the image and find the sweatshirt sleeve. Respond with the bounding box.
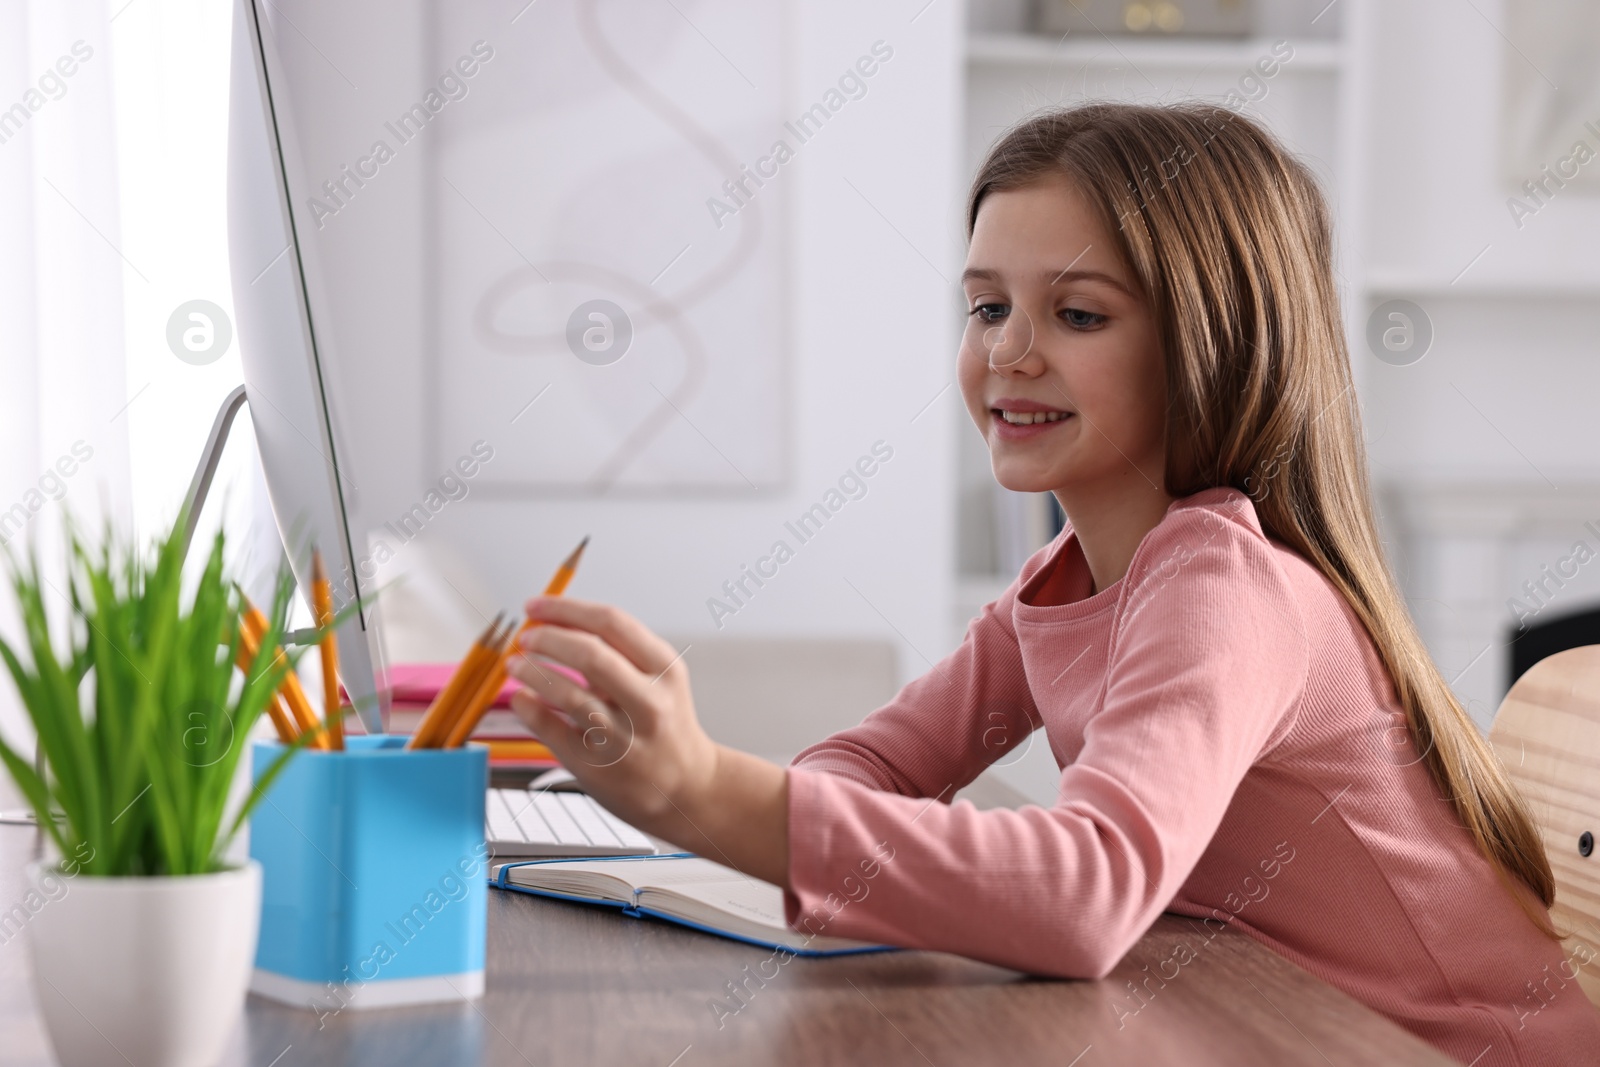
[782,500,1310,978]
[785,542,1050,799]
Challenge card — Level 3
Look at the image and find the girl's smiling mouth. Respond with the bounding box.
[991,397,1074,439]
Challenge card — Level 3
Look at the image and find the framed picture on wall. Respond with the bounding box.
[1501,0,1600,194]
[428,0,793,495]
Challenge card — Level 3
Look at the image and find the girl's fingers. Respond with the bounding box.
[509,689,583,762]
[518,623,659,714]
[507,643,637,734]
[522,597,678,675]
[508,649,602,713]
[508,670,634,770]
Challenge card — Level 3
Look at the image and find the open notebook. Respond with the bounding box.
[491,854,893,957]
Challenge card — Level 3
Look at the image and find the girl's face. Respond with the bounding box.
[958,175,1168,497]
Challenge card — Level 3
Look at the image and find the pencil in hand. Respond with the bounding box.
[513,534,588,644]
[441,536,589,749]
[312,550,343,751]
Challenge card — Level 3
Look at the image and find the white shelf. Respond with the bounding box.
[966,31,1344,73]
[1362,271,1600,299]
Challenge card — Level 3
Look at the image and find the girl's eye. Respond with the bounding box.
[1061,307,1106,330]
[968,303,1007,323]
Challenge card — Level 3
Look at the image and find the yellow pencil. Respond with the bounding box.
[312,550,343,751]
[235,624,298,744]
[440,624,518,748]
[426,619,513,749]
[242,597,326,748]
[407,616,506,749]
[440,536,589,749]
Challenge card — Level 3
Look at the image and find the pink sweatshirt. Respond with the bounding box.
[783,486,1600,1065]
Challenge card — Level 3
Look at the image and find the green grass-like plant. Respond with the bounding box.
[0,512,314,876]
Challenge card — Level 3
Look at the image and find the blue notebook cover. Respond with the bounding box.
[490,853,896,958]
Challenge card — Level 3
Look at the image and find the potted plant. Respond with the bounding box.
[0,513,309,1067]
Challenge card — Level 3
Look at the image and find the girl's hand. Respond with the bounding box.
[505,596,718,834]
[504,597,789,886]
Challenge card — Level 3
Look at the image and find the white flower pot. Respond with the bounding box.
[25,860,261,1067]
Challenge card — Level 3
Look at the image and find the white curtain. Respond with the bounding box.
[0,0,258,805]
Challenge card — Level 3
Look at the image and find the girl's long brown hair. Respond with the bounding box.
[966,101,1558,937]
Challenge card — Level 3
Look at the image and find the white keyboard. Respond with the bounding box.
[486,788,657,858]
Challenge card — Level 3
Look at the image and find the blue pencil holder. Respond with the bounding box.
[247,736,489,1011]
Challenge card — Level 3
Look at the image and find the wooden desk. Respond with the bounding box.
[0,818,1452,1067]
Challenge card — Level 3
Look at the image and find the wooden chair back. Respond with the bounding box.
[1489,645,1600,1007]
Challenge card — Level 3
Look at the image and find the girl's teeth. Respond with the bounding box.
[999,409,1069,425]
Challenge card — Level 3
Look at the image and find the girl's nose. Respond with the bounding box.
[984,307,1038,372]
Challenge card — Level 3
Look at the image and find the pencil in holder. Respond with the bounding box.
[248,735,489,1010]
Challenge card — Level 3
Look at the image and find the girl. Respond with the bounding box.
[506,102,1600,1065]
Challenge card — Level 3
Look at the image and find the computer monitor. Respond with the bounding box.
[225,0,388,733]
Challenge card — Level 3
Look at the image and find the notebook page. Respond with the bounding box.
[644,873,787,929]
[641,873,881,952]
[501,856,735,897]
